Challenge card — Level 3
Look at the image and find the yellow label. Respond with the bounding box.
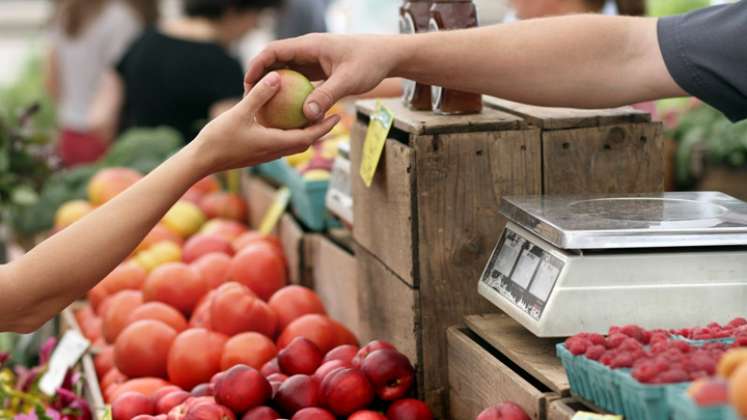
[102,406,112,420]
[359,101,394,187]
[259,187,291,235]
[572,412,623,420]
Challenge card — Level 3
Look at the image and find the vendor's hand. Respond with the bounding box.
[245,34,399,122]
[191,71,340,174]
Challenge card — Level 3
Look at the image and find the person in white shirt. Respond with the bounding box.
[45,0,156,167]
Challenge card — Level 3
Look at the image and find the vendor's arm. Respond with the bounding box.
[0,72,340,333]
[246,2,747,122]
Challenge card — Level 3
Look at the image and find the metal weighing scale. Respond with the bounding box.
[478,191,747,337]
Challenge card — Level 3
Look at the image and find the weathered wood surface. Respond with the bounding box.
[351,122,417,286]
[542,123,664,194]
[484,96,651,130]
[448,327,557,420]
[305,234,360,337]
[356,98,524,135]
[466,313,569,394]
[414,128,543,412]
[547,398,598,420]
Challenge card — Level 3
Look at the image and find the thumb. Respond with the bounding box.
[240,72,281,114]
[303,71,353,121]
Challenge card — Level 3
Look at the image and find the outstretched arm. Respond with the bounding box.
[245,15,685,121]
[0,72,340,333]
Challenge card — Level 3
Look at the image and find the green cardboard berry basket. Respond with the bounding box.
[666,383,740,420]
[557,344,625,414]
[671,335,736,346]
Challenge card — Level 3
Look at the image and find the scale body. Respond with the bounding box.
[478,192,747,337]
[325,141,353,226]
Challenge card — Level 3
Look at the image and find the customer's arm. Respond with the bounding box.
[246,15,684,121]
[0,72,340,333]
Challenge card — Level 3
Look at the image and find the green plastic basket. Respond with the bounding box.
[666,384,740,420]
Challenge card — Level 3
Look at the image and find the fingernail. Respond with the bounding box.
[263,72,280,87]
[307,102,321,120]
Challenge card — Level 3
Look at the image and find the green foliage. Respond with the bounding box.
[646,0,710,16]
[103,126,183,173]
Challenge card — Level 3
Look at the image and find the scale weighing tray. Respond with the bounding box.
[478,192,747,337]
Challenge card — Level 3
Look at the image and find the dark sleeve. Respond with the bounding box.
[657,1,747,122]
[209,57,245,103]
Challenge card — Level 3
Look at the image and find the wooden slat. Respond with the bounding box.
[413,128,543,410]
[465,313,569,393]
[448,327,555,420]
[356,98,524,135]
[547,398,599,420]
[305,234,360,337]
[484,96,651,130]
[542,123,664,194]
[351,122,416,286]
[278,213,304,286]
[354,244,419,368]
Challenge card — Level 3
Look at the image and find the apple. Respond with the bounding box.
[156,390,190,414]
[256,69,314,130]
[352,340,397,368]
[349,410,387,420]
[132,416,158,420]
[151,386,182,407]
[241,406,280,420]
[213,364,272,413]
[688,378,729,406]
[191,383,214,397]
[313,360,352,383]
[386,399,434,420]
[291,407,335,420]
[273,374,320,415]
[112,392,154,420]
[278,337,323,375]
[261,358,280,377]
[476,402,531,420]
[323,345,359,365]
[184,400,235,420]
[361,349,415,400]
[320,368,374,416]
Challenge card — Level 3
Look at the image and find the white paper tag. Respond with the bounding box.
[39,330,90,395]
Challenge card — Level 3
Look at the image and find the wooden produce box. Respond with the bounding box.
[303,232,360,338]
[350,98,664,416]
[241,171,306,285]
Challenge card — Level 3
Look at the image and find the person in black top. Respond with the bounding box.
[244,1,747,124]
[93,0,282,143]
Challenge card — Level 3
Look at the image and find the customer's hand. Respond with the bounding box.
[245,34,399,122]
[191,71,340,175]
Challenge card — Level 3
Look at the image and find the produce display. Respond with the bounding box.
[0,338,92,419]
[559,319,747,418]
[61,168,433,420]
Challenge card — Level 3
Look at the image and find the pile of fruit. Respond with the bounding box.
[62,168,433,419]
[671,318,747,344]
[111,339,432,420]
[0,339,92,419]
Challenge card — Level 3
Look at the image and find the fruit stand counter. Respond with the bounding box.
[350,98,663,417]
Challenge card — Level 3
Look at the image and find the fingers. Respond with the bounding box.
[239,72,281,114]
[269,115,342,151]
[303,70,355,121]
[244,36,320,94]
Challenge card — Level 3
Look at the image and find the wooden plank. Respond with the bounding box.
[356,98,523,135]
[355,244,419,368]
[278,213,304,286]
[242,171,277,230]
[465,313,569,393]
[547,398,599,420]
[351,121,416,286]
[305,234,360,337]
[448,327,555,420]
[413,128,543,410]
[484,96,651,130]
[542,123,664,194]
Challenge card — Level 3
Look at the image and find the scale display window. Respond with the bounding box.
[481,228,563,320]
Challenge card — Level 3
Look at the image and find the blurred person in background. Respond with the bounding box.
[45,0,158,167]
[92,0,282,145]
[275,0,331,39]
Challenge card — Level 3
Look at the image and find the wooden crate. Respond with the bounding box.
[241,171,305,285]
[547,398,600,420]
[350,98,664,416]
[303,233,360,338]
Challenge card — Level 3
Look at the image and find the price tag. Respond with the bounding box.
[359,101,394,187]
[258,187,291,235]
[572,413,622,420]
[39,330,90,396]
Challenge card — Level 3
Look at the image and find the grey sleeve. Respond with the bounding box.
[657,1,747,122]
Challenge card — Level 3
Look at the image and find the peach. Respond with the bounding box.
[242,406,280,420]
[291,408,335,420]
[167,329,228,391]
[191,253,232,290]
[313,360,351,383]
[136,224,184,254]
[156,390,190,414]
[386,399,434,420]
[129,302,188,333]
[200,219,248,241]
[101,263,147,294]
[95,346,115,379]
[112,391,154,420]
[352,340,396,368]
[277,314,339,354]
[256,69,314,130]
[717,348,747,378]
[182,234,234,263]
[214,364,272,413]
[143,263,207,316]
[102,290,143,343]
[114,320,177,379]
[319,368,373,416]
[162,201,206,238]
[88,168,142,206]
[349,411,387,420]
[323,345,359,365]
[273,374,320,416]
[221,332,277,371]
[54,200,93,230]
[361,349,414,401]
[729,362,747,416]
[210,282,277,337]
[268,286,326,332]
[199,192,247,222]
[476,402,530,420]
[277,337,323,376]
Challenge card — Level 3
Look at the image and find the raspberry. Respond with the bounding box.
[565,337,590,355]
[735,325,747,337]
[620,338,643,352]
[672,341,692,353]
[707,322,722,330]
[632,362,658,383]
[689,370,708,380]
[584,345,606,361]
[588,333,606,346]
[651,342,669,354]
[606,333,627,349]
[608,326,622,336]
[656,368,689,384]
[733,336,747,348]
[621,325,646,343]
[728,317,747,328]
[641,331,653,345]
[650,332,670,345]
[610,353,634,368]
[599,351,615,366]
